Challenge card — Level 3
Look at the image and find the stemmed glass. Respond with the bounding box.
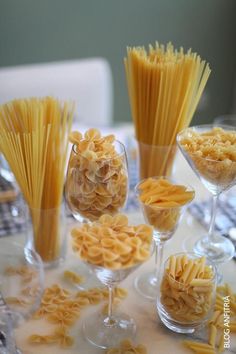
[177,124,236,265]
[82,260,146,349]
[65,140,129,289]
[134,177,194,300]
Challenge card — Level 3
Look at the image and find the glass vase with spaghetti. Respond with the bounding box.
[0,97,74,268]
[135,177,195,300]
[71,214,153,349]
[157,252,216,334]
[177,125,236,270]
[65,128,129,289]
[124,42,211,180]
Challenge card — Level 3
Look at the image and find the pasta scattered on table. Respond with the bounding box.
[106,339,147,354]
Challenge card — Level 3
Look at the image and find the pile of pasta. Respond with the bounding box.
[4,265,41,308]
[183,283,236,354]
[106,339,147,354]
[179,127,236,187]
[71,214,153,269]
[160,254,215,323]
[28,283,128,348]
[138,178,194,233]
[0,97,74,262]
[124,42,211,178]
[66,129,128,221]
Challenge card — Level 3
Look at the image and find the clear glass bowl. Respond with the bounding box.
[157,252,216,334]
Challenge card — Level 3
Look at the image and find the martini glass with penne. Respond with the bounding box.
[134,177,195,300]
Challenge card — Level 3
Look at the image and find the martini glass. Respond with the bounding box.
[65,140,129,289]
[134,177,194,300]
[177,124,236,265]
[82,260,146,349]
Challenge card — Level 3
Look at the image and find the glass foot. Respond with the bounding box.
[134,271,158,300]
[82,312,136,349]
[183,234,235,264]
[194,235,235,263]
[157,303,204,334]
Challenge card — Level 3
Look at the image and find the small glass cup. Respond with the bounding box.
[157,252,216,334]
[137,141,177,179]
[26,203,67,268]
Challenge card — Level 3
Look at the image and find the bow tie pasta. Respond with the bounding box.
[67,129,128,221]
[71,214,153,269]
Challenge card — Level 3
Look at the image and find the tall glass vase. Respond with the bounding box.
[26,203,67,268]
[137,141,177,179]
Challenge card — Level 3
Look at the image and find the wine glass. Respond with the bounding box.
[0,241,44,326]
[65,140,128,223]
[82,260,147,349]
[65,140,129,289]
[134,177,194,300]
[177,124,236,266]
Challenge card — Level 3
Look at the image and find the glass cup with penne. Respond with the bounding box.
[157,252,216,334]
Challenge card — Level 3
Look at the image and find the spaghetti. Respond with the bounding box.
[0,97,74,263]
[124,42,211,178]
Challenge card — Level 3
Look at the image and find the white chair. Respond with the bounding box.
[0,58,113,126]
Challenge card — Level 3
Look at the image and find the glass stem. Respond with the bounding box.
[154,241,164,284]
[104,285,115,326]
[208,194,218,242]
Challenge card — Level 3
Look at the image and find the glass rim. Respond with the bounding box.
[177,124,236,164]
[164,252,217,285]
[135,176,195,210]
[71,139,126,161]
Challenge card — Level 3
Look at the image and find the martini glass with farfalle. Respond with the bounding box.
[71,214,153,349]
[134,177,195,300]
[177,125,236,266]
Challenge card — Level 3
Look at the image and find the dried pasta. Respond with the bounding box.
[182,282,236,354]
[179,127,236,187]
[106,339,147,354]
[29,282,128,348]
[137,178,194,232]
[124,42,211,178]
[71,214,153,269]
[63,270,84,285]
[66,128,128,221]
[160,254,215,323]
[0,97,74,262]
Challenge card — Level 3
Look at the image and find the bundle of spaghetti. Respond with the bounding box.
[124,42,211,178]
[0,97,74,262]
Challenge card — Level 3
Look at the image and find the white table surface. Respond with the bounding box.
[3,152,236,354]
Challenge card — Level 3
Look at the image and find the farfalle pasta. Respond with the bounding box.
[105,339,147,354]
[137,178,194,232]
[159,254,215,323]
[179,127,236,187]
[71,214,153,269]
[66,128,128,221]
